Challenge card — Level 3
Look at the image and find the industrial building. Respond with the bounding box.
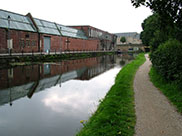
[0,9,117,54]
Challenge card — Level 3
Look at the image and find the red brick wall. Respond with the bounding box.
[0,28,39,53]
[0,28,102,53]
[0,28,7,53]
[61,37,99,51]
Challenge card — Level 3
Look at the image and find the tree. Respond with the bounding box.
[131,0,182,24]
[140,13,171,51]
[120,37,126,43]
[131,0,182,42]
[132,0,182,50]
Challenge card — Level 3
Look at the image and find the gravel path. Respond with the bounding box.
[134,54,182,136]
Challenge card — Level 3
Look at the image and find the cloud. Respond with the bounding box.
[42,67,120,117]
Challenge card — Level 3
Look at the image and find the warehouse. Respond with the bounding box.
[0,10,38,53]
[0,9,116,54]
[69,26,117,50]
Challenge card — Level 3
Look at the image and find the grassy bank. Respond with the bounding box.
[77,53,146,136]
[149,67,182,113]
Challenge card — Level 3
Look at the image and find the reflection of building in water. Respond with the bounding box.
[0,55,116,106]
[80,55,116,80]
[116,53,137,66]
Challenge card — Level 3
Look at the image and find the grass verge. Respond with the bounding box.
[76,53,146,136]
[149,67,182,113]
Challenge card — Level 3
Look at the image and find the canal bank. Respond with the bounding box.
[0,51,115,69]
[77,53,146,136]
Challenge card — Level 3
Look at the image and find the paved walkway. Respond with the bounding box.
[134,54,182,136]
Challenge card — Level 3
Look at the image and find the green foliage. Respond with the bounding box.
[149,67,182,113]
[150,39,182,83]
[131,0,182,43]
[131,0,182,25]
[120,37,126,43]
[140,13,172,52]
[77,53,146,136]
[132,0,182,85]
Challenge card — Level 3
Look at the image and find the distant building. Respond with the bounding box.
[115,32,142,45]
[115,32,144,52]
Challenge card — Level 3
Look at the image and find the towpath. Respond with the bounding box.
[134,54,182,136]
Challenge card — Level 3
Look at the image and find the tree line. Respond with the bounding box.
[131,0,182,84]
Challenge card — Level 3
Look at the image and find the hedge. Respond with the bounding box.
[150,39,182,83]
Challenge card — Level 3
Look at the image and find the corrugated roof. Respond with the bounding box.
[57,24,87,39]
[0,9,88,39]
[34,18,60,35]
[0,9,36,32]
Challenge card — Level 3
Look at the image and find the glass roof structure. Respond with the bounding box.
[0,9,88,39]
[57,24,87,39]
[0,10,36,32]
[34,18,60,36]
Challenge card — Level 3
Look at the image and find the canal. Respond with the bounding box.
[0,54,135,136]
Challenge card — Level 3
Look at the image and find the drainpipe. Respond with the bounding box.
[7,15,11,55]
[38,33,40,52]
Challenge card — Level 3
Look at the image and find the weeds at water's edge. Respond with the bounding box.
[149,67,182,114]
[76,53,146,136]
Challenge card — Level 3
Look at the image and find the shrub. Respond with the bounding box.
[120,37,126,43]
[150,39,182,83]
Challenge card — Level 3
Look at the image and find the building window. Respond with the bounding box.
[26,40,30,46]
[19,39,25,48]
[32,40,36,46]
[25,34,29,38]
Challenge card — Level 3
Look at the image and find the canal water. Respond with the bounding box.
[0,54,135,136]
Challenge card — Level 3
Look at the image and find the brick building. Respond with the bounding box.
[70,26,117,50]
[0,9,116,54]
[0,10,38,53]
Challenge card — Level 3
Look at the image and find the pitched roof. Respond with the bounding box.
[34,18,60,35]
[0,9,36,32]
[57,24,87,39]
[0,9,88,39]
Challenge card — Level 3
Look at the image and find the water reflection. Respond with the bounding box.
[42,68,120,117]
[0,54,134,136]
[0,55,115,106]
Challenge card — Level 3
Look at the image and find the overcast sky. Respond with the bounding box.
[1,0,152,33]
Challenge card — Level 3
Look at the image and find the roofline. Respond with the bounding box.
[68,25,91,27]
[33,17,58,25]
[0,9,27,18]
[68,25,113,35]
[26,13,39,32]
[58,24,86,32]
[0,26,36,33]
